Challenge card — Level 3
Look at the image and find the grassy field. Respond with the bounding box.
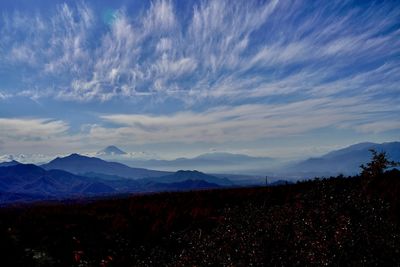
[1,170,400,266]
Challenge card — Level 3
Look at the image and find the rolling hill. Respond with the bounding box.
[0,163,234,204]
[0,164,115,203]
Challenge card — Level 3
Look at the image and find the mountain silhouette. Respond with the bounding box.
[115,152,277,175]
[286,141,400,177]
[0,160,21,167]
[0,164,115,202]
[41,153,169,179]
[0,164,233,204]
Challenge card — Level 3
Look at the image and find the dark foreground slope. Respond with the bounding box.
[0,170,400,266]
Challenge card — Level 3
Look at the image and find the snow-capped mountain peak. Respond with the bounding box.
[97,145,127,156]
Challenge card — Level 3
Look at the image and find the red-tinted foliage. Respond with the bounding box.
[0,170,399,266]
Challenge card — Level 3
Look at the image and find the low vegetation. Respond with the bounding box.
[0,152,399,266]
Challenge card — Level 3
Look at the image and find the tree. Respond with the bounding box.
[360,149,399,178]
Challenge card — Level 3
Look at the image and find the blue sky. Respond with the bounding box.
[0,0,399,160]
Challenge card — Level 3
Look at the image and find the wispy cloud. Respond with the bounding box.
[0,0,399,156]
[0,118,69,148]
[43,3,94,75]
[0,117,90,154]
[1,0,397,103]
[0,117,67,137]
[0,91,11,100]
[93,94,399,145]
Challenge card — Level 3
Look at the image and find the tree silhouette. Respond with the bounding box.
[360,149,399,178]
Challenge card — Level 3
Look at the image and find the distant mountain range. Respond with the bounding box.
[41,153,169,179]
[1,141,399,204]
[284,141,400,177]
[110,151,278,174]
[114,142,398,178]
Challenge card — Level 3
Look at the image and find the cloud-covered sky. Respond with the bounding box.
[0,0,399,160]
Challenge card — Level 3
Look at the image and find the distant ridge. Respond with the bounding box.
[0,160,21,167]
[286,141,400,177]
[41,153,169,179]
[114,152,277,175]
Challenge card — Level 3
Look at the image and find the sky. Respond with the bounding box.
[0,0,399,161]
